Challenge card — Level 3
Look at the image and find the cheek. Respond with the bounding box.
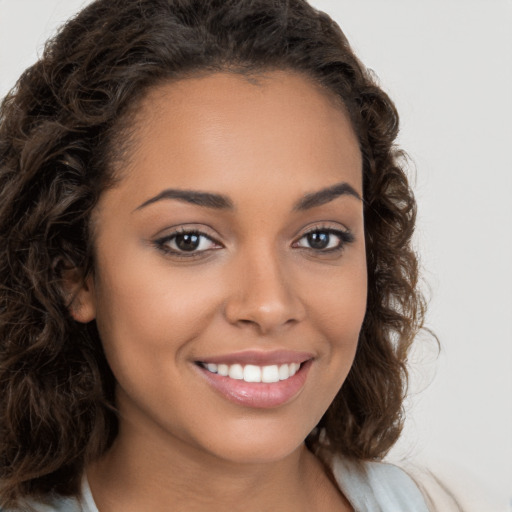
[306,252,367,346]
[91,262,220,432]
[292,272,366,444]
[90,251,235,416]
[305,252,367,399]
[93,261,216,360]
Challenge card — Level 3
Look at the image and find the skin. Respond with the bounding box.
[72,71,366,512]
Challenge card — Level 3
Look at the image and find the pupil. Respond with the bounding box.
[176,233,200,251]
[308,232,329,249]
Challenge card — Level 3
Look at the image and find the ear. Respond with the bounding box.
[60,266,97,323]
[70,273,96,323]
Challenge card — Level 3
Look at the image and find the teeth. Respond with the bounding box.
[243,365,261,382]
[278,364,290,380]
[228,364,244,380]
[201,362,301,383]
[218,364,228,376]
[261,365,279,383]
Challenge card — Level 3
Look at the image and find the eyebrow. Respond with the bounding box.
[293,182,361,211]
[134,189,234,212]
[134,181,361,213]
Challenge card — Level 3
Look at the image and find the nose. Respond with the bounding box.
[223,247,306,335]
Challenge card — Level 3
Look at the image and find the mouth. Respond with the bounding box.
[194,352,313,409]
[197,361,302,383]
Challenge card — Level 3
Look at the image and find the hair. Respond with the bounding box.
[0,0,426,506]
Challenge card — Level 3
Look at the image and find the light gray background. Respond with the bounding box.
[1,1,511,510]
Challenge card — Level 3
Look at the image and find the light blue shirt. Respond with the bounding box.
[11,458,430,512]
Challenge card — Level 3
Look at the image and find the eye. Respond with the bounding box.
[293,227,354,252]
[154,229,221,256]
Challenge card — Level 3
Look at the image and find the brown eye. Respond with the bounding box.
[294,228,354,252]
[306,232,331,250]
[174,233,201,252]
[155,230,221,256]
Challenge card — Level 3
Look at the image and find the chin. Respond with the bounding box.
[186,413,316,466]
[209,437,304,466]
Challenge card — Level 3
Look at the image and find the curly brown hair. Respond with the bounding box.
[0,0,425,506]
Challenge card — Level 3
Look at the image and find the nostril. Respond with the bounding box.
[223,276,306,334]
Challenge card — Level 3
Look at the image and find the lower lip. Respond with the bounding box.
[196,360,312,409]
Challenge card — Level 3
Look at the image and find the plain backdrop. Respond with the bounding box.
[1,1,511,510]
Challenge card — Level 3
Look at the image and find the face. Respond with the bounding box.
[75,71,367,464]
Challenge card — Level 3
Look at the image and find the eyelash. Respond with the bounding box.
[154,226,354,258]
[292,226,355,253]
[154,228,221,258]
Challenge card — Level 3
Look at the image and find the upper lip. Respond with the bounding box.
[196,350,314,366]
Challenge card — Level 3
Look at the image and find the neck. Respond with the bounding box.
[86,419,345,512]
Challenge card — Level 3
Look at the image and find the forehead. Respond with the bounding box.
[107,71,362,208]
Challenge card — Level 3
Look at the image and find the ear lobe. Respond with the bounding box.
[69,274,96,323]
[60,266,97,323]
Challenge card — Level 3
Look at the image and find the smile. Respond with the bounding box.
[195,353,313,409]
[199,362,301,383]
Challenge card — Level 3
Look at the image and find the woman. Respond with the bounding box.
[0,0,431,510]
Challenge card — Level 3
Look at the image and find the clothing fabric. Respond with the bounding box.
[331,458,430,511]
[12,458,430,512]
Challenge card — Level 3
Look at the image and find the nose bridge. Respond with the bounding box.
[224,240,305,334]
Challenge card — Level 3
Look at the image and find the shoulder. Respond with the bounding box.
[1,495,84,512]
[0,480,97,512]
[0,475,98,512]
[330,457,431,512]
